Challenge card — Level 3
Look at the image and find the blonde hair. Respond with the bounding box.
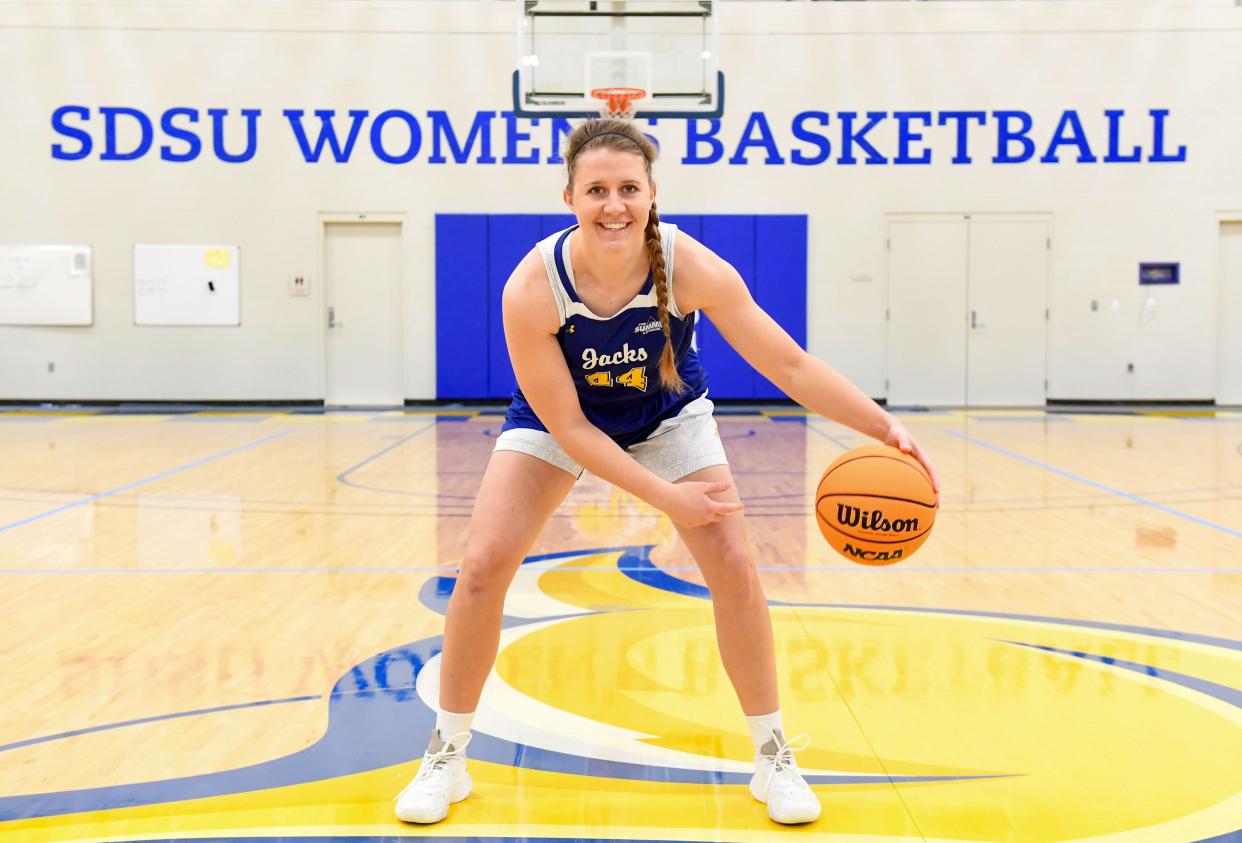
[564,119,686,394]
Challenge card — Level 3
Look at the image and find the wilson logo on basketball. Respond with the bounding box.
[836,504,919,533]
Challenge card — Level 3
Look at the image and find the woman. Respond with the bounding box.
[395,118,939,826]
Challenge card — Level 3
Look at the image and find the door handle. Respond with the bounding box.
[328,306,343,329]
[970,310,984,329]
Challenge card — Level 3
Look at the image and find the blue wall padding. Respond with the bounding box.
[661,214,701,240]
[699,216,757,398]
[435,215,489,398]
[486,215,540,397]
[542,214,576,236]
[754,215,809,399]
[435,214,807,401]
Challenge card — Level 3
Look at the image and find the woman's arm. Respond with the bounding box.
[674,235,940,494]
[501,251,743,526]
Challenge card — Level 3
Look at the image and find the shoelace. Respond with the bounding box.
[394,732,473,802]
[759,733,811,796]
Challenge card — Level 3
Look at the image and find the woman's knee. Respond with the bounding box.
[455,544,521,601]
[705,544,762,602]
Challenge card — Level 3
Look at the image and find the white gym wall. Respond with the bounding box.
[0,1,1238,403]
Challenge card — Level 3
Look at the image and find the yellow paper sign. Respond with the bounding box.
[205,249,231,269]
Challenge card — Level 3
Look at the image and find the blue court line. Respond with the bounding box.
[0,694,322,754]
[334,420,440,494]
[1004,642,1242,709]
[965,415,1071,422]
[616,549,1242,651]
[1196,830,1242,843]
[818,604,1242,652]
[804,422,856,450]
[948,430,1242,539]
[130,838,717,843]
[0,429,293,534]
[165,415,271,424]
[6,492,1242,522]
[9,479,1242,508]
[3,566,1240,575]
[0,683,425,759]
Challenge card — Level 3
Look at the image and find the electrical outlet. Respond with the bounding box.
[290,275,310,297]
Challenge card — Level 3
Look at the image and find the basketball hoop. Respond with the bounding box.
[590,87,646,119]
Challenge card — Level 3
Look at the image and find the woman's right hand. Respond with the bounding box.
[657,480,744,528]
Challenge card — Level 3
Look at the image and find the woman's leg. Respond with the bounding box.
[397,449,576,825]
[672,463,821,824]
[438,449,577,713]
[670,463,778,715]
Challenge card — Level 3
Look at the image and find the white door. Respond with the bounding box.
[1220,222,1242,405]
[967,218,1050,405]
[887,218,968,406]
[324,222,404,407]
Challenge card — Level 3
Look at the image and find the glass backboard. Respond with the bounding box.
[515,0,724,118]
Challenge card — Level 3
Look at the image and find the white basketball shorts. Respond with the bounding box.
[493,393,728,482]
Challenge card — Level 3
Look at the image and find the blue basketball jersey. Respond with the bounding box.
[502,222,709,449]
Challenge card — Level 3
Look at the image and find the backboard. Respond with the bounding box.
[514,0,724,119]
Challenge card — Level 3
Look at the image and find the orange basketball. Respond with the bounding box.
[815,445,937,566]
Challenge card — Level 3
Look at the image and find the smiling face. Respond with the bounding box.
[564,146,656,253]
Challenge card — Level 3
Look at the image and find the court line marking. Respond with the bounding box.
[334,420,439,494]
[2,566,1238,574]
[0,429,294,535]
[948,430,1242,539]
[6,481,1242,507]
[613,546,1242,652]
[4,491,1242,522]
[804,420,857,450]
[1004,642,1242,707]
[171,490,1229,519]
[783,604,928,838]
[0,682,432,758]
[0,694,323,754]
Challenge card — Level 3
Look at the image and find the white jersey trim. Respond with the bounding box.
[535,222,681,326]
[536,235,569,325]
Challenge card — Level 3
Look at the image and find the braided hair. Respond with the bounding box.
[564,119,686,394]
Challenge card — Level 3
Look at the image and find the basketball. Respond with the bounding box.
[815,445,937,566]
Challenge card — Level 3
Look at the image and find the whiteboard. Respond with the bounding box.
[134,245,240,326]
[0,245,93,326]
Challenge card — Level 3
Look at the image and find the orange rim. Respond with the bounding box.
[590,87,647,115]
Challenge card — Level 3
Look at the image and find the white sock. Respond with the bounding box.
[745,710,785,755]
[434,708,475,750]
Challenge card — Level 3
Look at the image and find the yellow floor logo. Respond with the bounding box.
[3,546,1241,842]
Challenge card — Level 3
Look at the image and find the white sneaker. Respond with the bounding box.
[749,733,822,824]
[394,732,473,824]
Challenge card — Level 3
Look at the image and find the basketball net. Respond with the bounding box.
[590,87,646,120]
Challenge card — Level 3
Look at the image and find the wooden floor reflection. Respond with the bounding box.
[0,407,1239,842]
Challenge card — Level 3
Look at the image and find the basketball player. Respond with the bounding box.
[395,118,940,826]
